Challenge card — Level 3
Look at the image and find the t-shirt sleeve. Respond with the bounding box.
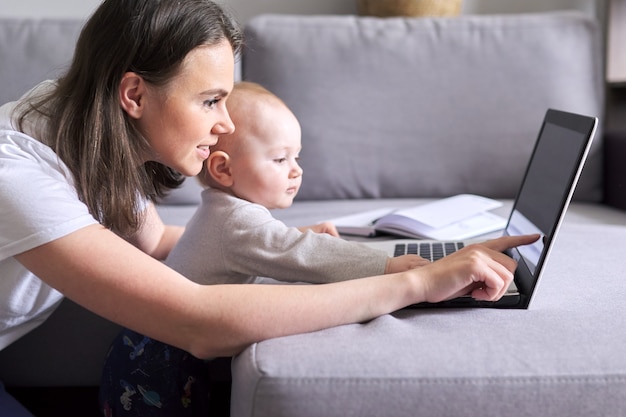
[221,204,388,283]
[0,132,98,260]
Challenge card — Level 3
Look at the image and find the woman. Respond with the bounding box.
[0,0,537,415]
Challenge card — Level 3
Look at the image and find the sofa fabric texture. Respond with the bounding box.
[242,12,604,202]
[0,19,82,105]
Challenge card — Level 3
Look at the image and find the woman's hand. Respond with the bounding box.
[413,234,540,303]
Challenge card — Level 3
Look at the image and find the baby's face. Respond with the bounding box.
[227,106,303,209]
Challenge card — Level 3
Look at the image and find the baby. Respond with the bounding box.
[165,81,428,284]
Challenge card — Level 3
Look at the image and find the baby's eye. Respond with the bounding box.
[274,157,287,164]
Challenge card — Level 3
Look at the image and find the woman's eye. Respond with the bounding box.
[204,98,220,109]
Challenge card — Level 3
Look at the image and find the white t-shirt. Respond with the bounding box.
[0,85,98,350]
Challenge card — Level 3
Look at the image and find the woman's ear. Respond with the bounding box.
[206,150,234,187]
[119,72,145,119]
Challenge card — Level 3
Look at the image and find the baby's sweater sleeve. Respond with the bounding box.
[223,204,388,283]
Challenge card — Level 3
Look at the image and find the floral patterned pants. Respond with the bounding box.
[99,328,211,416]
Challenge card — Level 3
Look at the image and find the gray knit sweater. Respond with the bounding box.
[165,188,388,285]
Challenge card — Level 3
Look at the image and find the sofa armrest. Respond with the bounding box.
[603,131,626,211]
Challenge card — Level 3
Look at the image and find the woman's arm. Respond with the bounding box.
[126,202,184,260]
[14,223,537,359]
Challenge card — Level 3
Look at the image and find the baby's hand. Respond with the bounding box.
[298,222,340,237]
[385,254,430,274]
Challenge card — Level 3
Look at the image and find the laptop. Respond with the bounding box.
[364,108,598,309]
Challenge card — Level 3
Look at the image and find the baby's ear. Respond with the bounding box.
[206,150,233,187]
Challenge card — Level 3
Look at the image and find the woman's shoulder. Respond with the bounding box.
[0,129,63,174]
[0,80,57,144]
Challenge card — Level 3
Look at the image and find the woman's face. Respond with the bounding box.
[136,41,235,176]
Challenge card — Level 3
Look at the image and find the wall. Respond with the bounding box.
[4,0,620,130]
[0,0,604,21]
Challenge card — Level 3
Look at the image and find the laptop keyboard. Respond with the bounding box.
[393,242,464,261]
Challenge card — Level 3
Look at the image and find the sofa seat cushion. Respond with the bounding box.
[231,221,626,417]
[242,12,604,202]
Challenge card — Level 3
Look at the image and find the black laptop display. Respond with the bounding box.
[366,109,597,309]
[501,109,597,308]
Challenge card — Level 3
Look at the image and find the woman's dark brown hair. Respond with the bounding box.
[15,0,242,237]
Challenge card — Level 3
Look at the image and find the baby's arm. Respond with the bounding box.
[298,222,430,274]
[222,204,428,282]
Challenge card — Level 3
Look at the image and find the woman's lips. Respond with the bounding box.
[197,145,211,159]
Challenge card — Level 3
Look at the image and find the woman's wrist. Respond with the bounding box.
[400,268,426,307]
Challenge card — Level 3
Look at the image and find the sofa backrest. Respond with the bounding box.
[0,17,204,205]
[242,12,605,202]
[0,13,605,204]
[0,19,84,105]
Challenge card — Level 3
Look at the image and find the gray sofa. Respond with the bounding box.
[2,10,626,417]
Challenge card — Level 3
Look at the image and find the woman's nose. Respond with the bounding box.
[213,112,235,136]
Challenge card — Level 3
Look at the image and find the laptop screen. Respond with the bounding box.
[505,109,596,297]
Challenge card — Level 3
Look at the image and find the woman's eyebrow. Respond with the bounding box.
[200,88,229,97]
